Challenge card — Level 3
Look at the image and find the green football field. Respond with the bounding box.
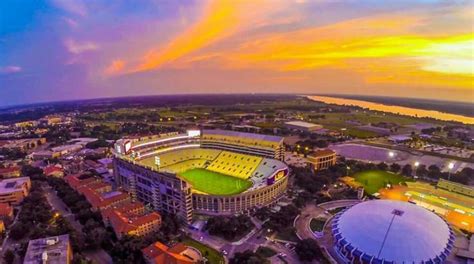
[354,170,412,194]
[179,168,252,195]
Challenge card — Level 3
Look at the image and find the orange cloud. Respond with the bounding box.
[105,59,126,75]
[133,0,239,72]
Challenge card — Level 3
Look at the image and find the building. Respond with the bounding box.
[331,200,454,263]
[51,144,83,156]
[65,174,130,211]
[0,138,46,151]
[102,209,161,239]
[114,130,289,223]
[306,149,337,171]
[24,234,72,264]
[437,179,474,198]
[285,121,323,132]
[30,150,61,160]
[43,165,64,177]
[142,241,201,264]
[0,166,21,178]
[0,177,31,205]
[0,203,14,221]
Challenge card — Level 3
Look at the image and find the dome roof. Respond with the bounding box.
[332,200,454,263]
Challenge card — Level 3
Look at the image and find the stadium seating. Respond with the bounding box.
[161,159,209,174]
[206,151,262,179]
[253,158,287,178]
[155,148,221,167]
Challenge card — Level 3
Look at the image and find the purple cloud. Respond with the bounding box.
[0,66,22,74]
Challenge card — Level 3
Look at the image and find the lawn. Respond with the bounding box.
[310,217,327,233]
[354,170,412,194]
[179,168,252,195]
[182,237,225,264]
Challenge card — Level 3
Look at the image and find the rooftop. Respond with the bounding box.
[0,177,30,194]
[285,121,322,128]
[24,234,71,264]
[334,200,453,263]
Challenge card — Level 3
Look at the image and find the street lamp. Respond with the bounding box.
[448,162,455,181]
[414,161,420,179]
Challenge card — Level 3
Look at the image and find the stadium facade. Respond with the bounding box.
[331,200,454,264]
[113,130,288,223]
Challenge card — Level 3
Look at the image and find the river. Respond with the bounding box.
[308,95,474,125]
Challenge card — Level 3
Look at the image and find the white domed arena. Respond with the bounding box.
[332,200,455,264]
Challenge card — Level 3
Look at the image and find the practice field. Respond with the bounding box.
[179,168,252,195]
[354,170,412,194]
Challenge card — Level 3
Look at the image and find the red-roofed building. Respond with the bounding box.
[43,165,64,177]
[77,182,112,195]
[64,174,101,190]
[142,241,200,264]
[0,166,21,178]
[80,188,131,211]
[0,203,13,221]
[103,210,161,239]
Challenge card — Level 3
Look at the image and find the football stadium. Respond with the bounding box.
[331,200,454,264]
[113,130,288,222]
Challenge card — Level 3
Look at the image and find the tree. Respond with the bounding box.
[295,239,324,262]
[206,215,254,241]
[230,250,269,264]
[428,165,441,179]
[3,250,14,264]
[390,163,401,173]
[401,164,412,177]
[377,162,388,171]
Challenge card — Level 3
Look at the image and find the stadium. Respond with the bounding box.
[113,130,288,222]
[331,200,454,264]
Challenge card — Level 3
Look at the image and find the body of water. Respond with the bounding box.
[308,95,474,125]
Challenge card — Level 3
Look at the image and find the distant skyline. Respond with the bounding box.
[1,0,473,107]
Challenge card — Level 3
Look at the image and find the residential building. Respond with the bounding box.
[0,177,31,205]
[102,209,161,239]
[43,165,64,177]
[0,166,21,178]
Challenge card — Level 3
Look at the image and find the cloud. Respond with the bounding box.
[64,39,98,54]
[0,66,22,74]
[104,60,126,76]
[62,17,79,28]
[130,0,292,73]
[50,0,87,16]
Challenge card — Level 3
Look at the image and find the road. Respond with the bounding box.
[293,200,361,264]
[44,183,113,264]
[0,207,22,263]
[186,216,301,264]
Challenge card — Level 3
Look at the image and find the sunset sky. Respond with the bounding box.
[1,0,473,106]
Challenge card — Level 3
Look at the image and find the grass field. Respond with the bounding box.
[182,237,225,264]
[354,170,412,194]
[310,218,327,233]
[180,168,252,195]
